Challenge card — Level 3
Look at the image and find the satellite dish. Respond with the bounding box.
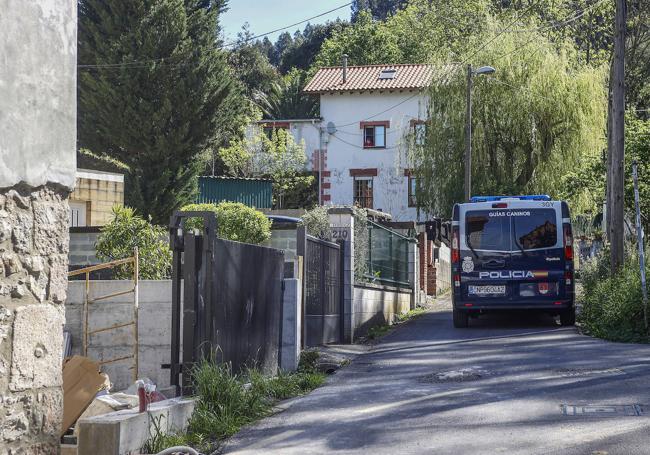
[326,122,337,135]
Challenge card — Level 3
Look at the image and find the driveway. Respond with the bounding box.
[222,296,650,455]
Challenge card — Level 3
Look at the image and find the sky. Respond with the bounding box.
[220,1,350,45]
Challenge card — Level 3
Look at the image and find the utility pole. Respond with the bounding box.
[464,64,473,202]
[608,0,626,272]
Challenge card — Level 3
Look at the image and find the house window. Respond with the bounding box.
[69,201,87,227]
[353,177,373,209]
[408,176,417,207]
[361,121,389,148]
[414,122,426,145]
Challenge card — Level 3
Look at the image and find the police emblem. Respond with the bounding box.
[462,256,474,273]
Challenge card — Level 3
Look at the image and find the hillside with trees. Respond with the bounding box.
[77,0,649,220]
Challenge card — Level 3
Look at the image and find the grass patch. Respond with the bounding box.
[365,306,428,341]
[143,352,326,453]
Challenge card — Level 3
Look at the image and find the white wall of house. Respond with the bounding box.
[248,120,322,170]
[320,91,428,221]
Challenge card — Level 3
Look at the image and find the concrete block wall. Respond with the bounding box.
[65,280,175,392]
[352,283,411,337]
[264,227,298,261]
[280,278,301,371]
[437,244,451,294]
[69,229,101,266]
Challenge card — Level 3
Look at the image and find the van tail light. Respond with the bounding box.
[454,274,461,288]
[451,228,460,264]
[563,224,573,261]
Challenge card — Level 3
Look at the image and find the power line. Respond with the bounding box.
[491,0,608,64]
[78,2,352,69]
[497,0,608,34]
[222,2,352,48]
[333,2,541,129]
[330,133,401,150]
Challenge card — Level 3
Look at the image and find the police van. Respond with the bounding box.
[451,195,575,328]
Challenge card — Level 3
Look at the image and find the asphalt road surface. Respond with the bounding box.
[222,297,650,455]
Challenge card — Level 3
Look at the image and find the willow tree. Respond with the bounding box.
[411,27,607,217]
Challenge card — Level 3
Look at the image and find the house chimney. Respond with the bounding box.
[342,54,348,83]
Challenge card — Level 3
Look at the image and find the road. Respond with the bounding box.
[222,297,650,455]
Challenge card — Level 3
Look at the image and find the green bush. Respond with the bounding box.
[95,206,171,279]
[180,202,272,245]
[580,251,650,343]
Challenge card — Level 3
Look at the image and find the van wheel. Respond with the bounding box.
[453,308,469,328]
[560,308,575,326]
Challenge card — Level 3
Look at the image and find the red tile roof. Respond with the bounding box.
[303,63,440,94]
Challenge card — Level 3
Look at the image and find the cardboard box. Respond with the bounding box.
[62,356,106,436]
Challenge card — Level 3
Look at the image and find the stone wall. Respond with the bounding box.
[0,186,70,453]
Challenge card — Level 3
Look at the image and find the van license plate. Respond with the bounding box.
[469,285,506,295]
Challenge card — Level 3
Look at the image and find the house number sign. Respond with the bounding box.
[331,227,350,240]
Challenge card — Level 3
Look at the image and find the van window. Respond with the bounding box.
[465,211,510,251]
[513,209,557,250]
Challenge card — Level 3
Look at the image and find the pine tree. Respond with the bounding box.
[78,0,243,224]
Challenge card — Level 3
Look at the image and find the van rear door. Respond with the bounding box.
[509,207,565,302]
[461,209,512,302]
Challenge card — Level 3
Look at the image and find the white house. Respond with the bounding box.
[252,118,322,170]
[303,62,434,221]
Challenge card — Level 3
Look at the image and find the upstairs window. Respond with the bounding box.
[361,121,389,148]
[414,123,426,145]
[408,175,417,207]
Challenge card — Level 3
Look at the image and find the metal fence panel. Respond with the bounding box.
[366,220,411,286]
[209,238,285,375]
[304,235,342,346]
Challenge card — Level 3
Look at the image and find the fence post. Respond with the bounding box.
[408,239,417,310]
[296,225,307,348]
[328,208,355,343]
[280,278,302,371]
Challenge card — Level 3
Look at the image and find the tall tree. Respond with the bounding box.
[228,24,279,96]
[78,0,242,224]
[254,69,319,120]
[411,28,607,216]
[351,0,409,21]
[314,1,489,68]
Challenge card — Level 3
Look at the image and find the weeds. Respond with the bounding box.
[365,306,428,341]
[579,248,650,343]
[143,353,326,453]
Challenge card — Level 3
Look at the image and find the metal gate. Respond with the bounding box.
[299,228,343,346]
[167,211,284,395]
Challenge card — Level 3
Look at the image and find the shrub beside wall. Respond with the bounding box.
[96,206,172,279]
[181,202,272,245]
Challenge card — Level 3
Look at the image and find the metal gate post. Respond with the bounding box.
[338,239,346,343]
[297,226,307,348]
[167,211,218,396]
[169,227,183,397]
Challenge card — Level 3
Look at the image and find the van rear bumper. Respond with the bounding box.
[453,299,574,311]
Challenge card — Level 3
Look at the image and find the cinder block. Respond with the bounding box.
[77,398,195,455]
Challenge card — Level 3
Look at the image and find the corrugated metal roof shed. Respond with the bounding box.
[198,176,273,208]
